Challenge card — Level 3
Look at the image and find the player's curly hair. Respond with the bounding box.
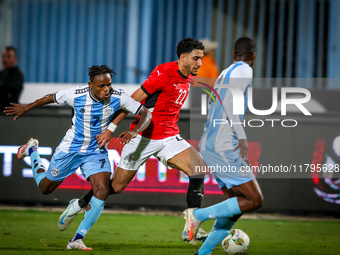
[88,65,116,82]
[176,37,205,58]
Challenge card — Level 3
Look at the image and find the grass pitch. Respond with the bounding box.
[0,209,339,255]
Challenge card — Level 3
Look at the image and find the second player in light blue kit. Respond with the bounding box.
[184,37,264,255]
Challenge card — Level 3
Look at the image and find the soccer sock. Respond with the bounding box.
[73,196,105,240]
[108,179,117,195]
[193,197,241,222]
[29,151,46,187]
[78,180,116,208]
[186,175,205,208]
[78,190,93,208]
[197,218,236,255]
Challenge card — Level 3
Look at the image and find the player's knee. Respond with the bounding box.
[40,186,53,195]
[112,184,125,194]
[252,195,263,210]
[93,185,110,200]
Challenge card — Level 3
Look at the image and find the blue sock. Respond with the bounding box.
[30,151,46,187]
[193,197,241,222]
[198,218,236,255]
[73,196,105,240]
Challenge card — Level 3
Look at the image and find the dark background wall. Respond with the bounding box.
[1,90,340,215]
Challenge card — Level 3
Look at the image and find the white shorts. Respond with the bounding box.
[118,134,190,170]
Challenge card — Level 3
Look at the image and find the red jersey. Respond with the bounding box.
[130,61,192,139]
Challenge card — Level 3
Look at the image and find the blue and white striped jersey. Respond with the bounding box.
[199,61,253,152]
[54,86,142,153]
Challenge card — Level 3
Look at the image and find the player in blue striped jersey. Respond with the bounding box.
[184,38,264,254]
[5,65,152,250]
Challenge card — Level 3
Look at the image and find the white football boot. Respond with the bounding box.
[183,208,203,246]
[58,199,82,231]
[66,239,92,250]
[17,138,39,159]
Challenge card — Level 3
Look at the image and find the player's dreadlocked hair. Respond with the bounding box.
[234,37,256,61]
[87,65,117,82]
[176,37,205,58]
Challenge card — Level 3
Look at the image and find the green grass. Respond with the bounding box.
[0,209,339,254]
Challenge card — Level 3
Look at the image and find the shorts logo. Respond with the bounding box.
[104,107,114,115]
[123,155,131,165]
[51,167,60,177]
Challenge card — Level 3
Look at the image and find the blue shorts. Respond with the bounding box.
[45,147,111,182]
[200,149,255,189]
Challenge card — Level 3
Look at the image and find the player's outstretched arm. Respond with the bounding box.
[96,109,129,148]
[119,106,152,144]
[4,94,55,120]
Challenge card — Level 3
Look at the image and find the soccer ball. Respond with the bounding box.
[221,229,250,254]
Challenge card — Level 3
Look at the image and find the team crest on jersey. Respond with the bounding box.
[104,107,114,115]
[123,155,132,165]
[51,167,60,177]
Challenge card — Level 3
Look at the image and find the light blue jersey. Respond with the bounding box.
[199,62,252,152]
[54,86,142,153]
[199,61,254,189]
[42,86,142,182]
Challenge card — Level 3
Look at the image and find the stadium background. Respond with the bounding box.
[1,0,340,216]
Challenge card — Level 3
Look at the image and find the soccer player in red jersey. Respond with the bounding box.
[59,37,209,242]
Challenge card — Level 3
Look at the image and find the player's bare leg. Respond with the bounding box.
[229,179,263,212]
[167,146,209,243]
[89,172,112,200]
[191,180,263,253]
[60,171,111,232]
[110,167,138,194]
[67,172,111,250]
[38,179,63,195]
[167,146,206,176]
[58,167,137,231]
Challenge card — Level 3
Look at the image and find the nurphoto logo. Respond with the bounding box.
[199,83,312,128]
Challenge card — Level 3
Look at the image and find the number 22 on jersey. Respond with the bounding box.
[175,89,187,104]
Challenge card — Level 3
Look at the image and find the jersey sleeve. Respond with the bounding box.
[140,66,165,96]
[119,92,143,115]
[54,87,78,107]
